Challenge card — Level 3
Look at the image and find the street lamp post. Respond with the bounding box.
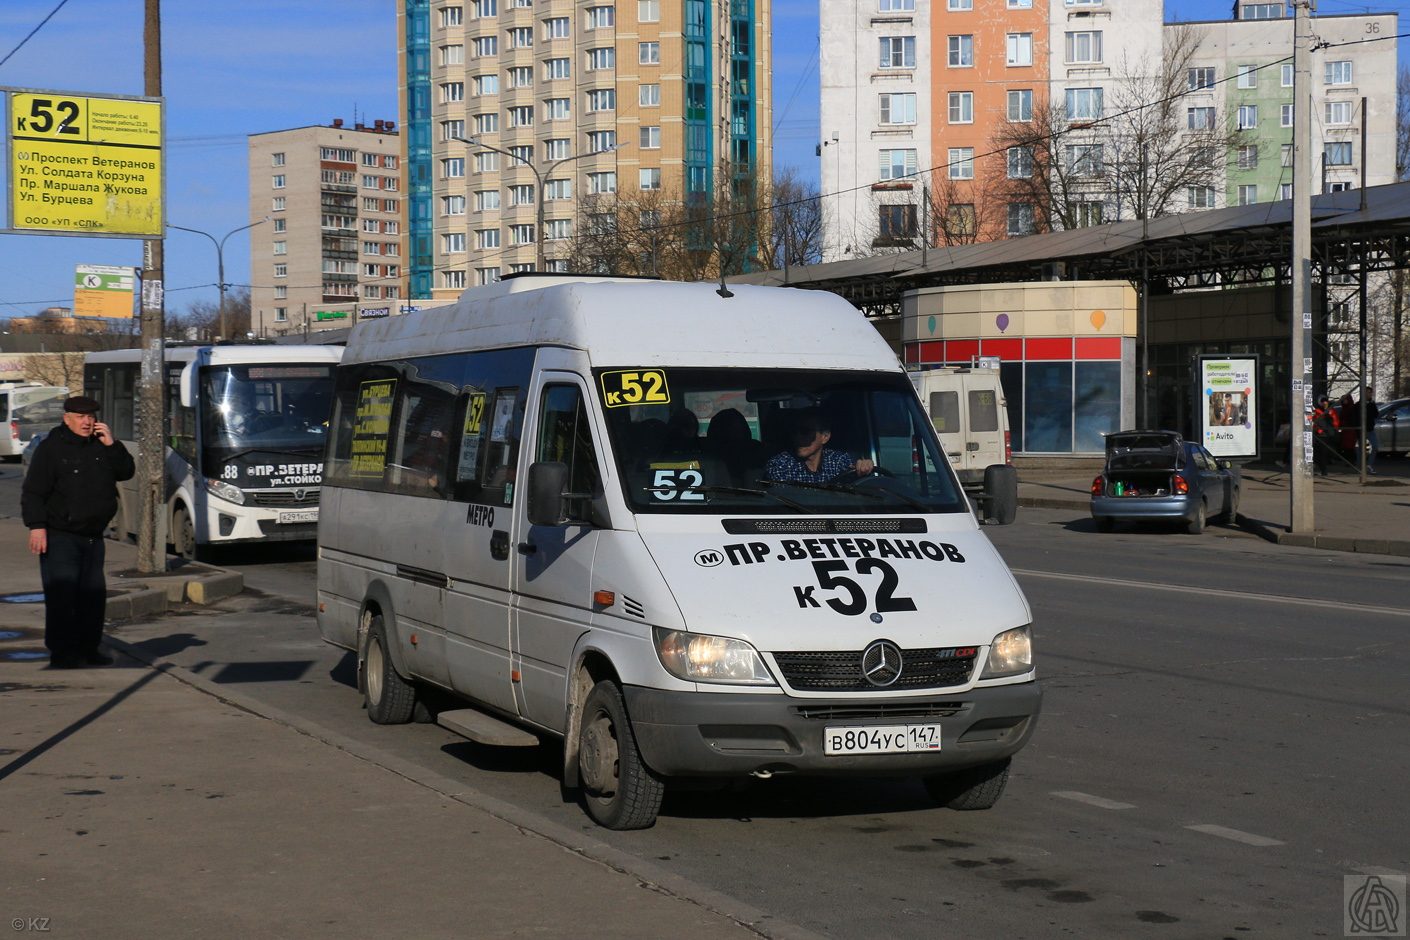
[169,219,268,340]
[452,136,618,273]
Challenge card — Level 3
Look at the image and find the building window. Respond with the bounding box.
[947,0,971,9]
[639,0,660,21]
[1064,31,1100,64]
[1238,184,1258,205]
[509,26,533,47]
[442,120,466,141]
[879,37,916,69]
[545,57,570,80]
[947,204,976,235]
[1281,144,1293,166]
[639,126,661,148]
[1281,104,1295,127]
[1237,105,1258,129]
[274,308,288,322]
[363,174,379,188]
[473,36,498,57]
[947,147,974,180]
[272,196,285,211]
[544,16,570,38]
[273,241,287,255]
[472,0,496,15]
[640,84,661,107]
[638,42,659,65]
[948,35,973,68]
[1066,88,1103,120]
[384,220,399,235]
[364,220,381,235]
[477,268,501,285]
[322,147,354,162]
[441,5,464,26]
[1325,100,1353,125]
[1325,61,1352,85]
[442,195,467,215]
[274,263,287,277]
[878,204,917,238]
[589,47,616,69]
[477,228,501,249]
[1236,64,1257,88]
[948,91,974,123]
[443,157,465,178]
[476,190,501,211]
[443,270,467,290]
[544,138,570,160]
[1008,89,1033,122]
[587,88,616,112]
[1008,33,1034,67]
[271,218,286,233]
[272,174,285,189]
[1069,201,1103,227]
[1282,64,1294,87]
[509,184,535,206]
[442,82,465,102]
[1188,67,1215,90]
[880,148,919,180]
[1241,2,1282,17]
[474,113,498,134]
[639,167,661,190]
[1187,107,1215,130]
[545,219,572,240]
[508,144,532,165]
[1006,147,1033,179]
[586,6,614,28]
[1325,141,1353,166]
[588,171,617,194]
[1237,145,1259,170]
[508,66,533,88]
[511,224,535,245]
[588,130,617,152]
[544,178,572,199]
[879,93,917,126]
[1189,186,1217,208]
[440,44,464,66]
[443,232,467,253]
[1065,144,1103,177]
[1009,0,1032,7]
[1007,202,1034,236]
[544,98,570,121]
[474,75,499,95]
[508,105,534,127]
[271,152,285,166]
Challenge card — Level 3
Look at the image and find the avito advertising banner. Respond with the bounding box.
[1198,355,1258,459]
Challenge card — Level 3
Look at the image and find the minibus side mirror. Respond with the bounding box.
[527,461,570,526]
[178,362,197,409]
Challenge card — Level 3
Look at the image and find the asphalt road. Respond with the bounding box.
[2,460,1404,939]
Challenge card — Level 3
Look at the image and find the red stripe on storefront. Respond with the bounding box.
[1025,337,1073,359]
[1075,337,1122,360]
[981,338,1023,360]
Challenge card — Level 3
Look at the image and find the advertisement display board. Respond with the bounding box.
[74,264,137,318]
[1198,355,1258,459]
[4,88,163,237]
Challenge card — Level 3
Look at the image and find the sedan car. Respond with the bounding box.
[1090,430,1241,534]
[1375,398,1410,458]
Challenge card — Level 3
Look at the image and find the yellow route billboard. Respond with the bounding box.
[4,88,163,237]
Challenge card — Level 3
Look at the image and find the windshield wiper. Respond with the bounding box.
[762,478,933,511]
[642,483,816,514]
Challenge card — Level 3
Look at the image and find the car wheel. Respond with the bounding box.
[1223,486,1240,523]
[923,757,1011,810]
[578,680,665,830]
[1186,499,1207,535]
[364,615,416,724]
[171,506,198,559]
[1094,516,1114,533]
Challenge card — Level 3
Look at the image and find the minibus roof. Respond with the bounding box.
[341,277,900,372]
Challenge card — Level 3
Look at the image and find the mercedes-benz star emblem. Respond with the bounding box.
[861,640,903,687]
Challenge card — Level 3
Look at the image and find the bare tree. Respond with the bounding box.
[166,287,253,341]
[762,167,824,269]
[23,322,141,389]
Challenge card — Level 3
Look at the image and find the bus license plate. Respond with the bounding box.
[277,509,319,524]
[824,724,942,756]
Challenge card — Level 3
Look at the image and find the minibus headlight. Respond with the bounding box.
[653,628,776,685]
[205,478,246,505]
[980,626,1033,679]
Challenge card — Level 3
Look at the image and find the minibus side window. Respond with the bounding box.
[929,391,959,433]
[537,385,603,510]
[969,389,999,432]
[389,386,456,497]
[480,388,524,505]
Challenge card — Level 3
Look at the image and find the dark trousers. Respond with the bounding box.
[39,530,107,657]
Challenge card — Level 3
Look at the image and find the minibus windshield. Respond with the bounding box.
[201,364,334,463]
[597,368,966,515]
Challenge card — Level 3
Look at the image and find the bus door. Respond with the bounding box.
[511,374,606,728]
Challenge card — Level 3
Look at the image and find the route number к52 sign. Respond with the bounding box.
[3,87,164,238]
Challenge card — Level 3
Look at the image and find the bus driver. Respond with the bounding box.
[765,410,874,484]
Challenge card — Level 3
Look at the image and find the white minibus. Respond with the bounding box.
[316,276,1040,829]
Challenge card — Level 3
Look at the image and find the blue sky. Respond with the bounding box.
[0,0,1399,316]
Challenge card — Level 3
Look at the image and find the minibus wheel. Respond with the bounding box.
[578,680,664,830]
[364,615,416,724]
[923,757,1010,810]
[172,506,197,559]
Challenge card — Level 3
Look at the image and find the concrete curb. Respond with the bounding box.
[107,565,245,617]
[102,635,829,940]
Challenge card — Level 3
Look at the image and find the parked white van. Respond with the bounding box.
[910,366,1018,524]
[316,276,1040,829]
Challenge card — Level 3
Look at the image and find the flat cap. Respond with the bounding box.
[63,396,101,414]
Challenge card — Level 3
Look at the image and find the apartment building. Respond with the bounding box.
[819,0,1397,261]
[400,0,772,302]
[247,121,407,336]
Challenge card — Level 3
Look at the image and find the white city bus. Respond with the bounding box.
[84,344,342,556]
[0,382,69,458]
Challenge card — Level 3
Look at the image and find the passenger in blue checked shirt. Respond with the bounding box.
[765,410,874,484]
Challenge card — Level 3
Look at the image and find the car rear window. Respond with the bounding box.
[1108,452,1176,471]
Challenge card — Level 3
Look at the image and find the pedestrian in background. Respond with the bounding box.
[1311,394,1339,476]
[20,396,135,669]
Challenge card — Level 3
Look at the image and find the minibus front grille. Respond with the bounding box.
[721,518,928,535]
[792,702,967,721]
[249,488,321,508]
[771,648,976,693]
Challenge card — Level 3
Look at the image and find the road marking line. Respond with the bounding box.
[1186,824,1285,847]
[1011,569,1409,619]
[1052,790,1135,810]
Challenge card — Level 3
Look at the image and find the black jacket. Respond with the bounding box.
[21,424,136,538]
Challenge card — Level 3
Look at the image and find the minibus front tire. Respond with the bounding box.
[579,680,665,830]
[922,756,1010,810]
[364,615,416,724]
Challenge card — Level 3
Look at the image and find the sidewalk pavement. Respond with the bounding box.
[0,515,813,940]
[1015,453,1410,557]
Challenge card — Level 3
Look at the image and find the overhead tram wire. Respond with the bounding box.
[0,0,72,70]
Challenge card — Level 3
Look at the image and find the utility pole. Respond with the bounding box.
[1289,0,1315,532]
[137,0,165,574]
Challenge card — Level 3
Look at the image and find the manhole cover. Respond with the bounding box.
[0,593,45,604]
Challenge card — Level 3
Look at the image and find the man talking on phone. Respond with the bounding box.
[21,396,135,669]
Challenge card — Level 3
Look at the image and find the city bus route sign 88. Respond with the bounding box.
[824,724,942,755]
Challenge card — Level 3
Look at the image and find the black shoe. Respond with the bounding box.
[49,653,85,669]
[83,649,114,666]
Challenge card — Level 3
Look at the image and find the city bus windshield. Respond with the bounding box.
[200,364,334,462]
[597,367,966,515]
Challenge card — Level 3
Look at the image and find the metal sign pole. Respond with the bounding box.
[1289,0,1315,533]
